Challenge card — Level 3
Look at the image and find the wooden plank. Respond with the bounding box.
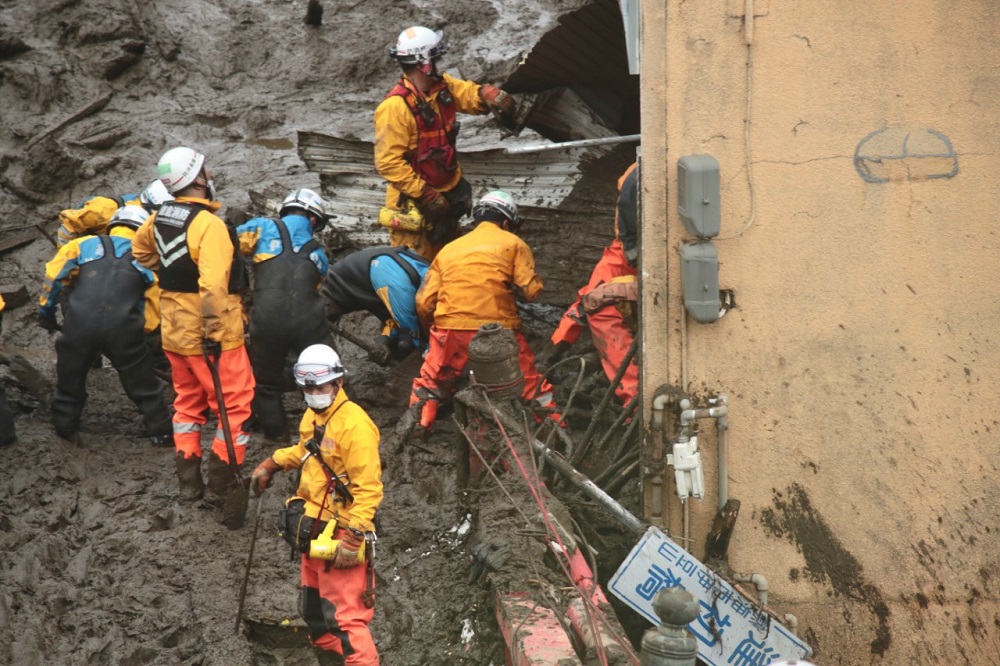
[0,229,39,255]
[0,284,29,310]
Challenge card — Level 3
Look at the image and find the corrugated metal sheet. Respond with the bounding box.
[506,0,639,135]
[294,130,634,308]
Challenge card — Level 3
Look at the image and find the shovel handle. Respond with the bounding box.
[203,348,243,481]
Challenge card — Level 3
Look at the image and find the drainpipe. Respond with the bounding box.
[783,613,800,637]
[649,392,673,533]
[733,572,768,607]
[713,395,729,510]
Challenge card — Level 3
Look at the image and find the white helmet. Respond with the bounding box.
[280,188,326,220]
[293,344,345,387]
[139,178,174,211]
[107,205,150,232]
[390,26,447,66]
[157,146,206,194]
[473,190,521,230]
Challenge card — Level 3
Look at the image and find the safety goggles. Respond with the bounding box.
[293,363,344,386]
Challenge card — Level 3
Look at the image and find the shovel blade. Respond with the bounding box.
[221,483,250,530]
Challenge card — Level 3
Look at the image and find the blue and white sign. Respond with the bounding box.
[609,527,812,665]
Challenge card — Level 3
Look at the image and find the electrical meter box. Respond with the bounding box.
[677,155,720,239]
[679,241,720,323]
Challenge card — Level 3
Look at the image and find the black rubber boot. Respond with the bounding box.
[204,452,234,509]
[313,648,345,666]
[175,453,204,503]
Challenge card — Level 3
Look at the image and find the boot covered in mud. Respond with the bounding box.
[175,453,204,503]
[204,451,235,509]
[206,451,249,529]
[312,648,345,666]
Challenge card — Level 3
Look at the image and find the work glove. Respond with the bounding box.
[393,330,416,360]
[418,184,451,222]
[368,335,392,366]
[479,85,516,122]
[332,528,365,569]
[201,338,222,361]
[548,340,573,366]
[36,311,59,334]
[250,457,281,496]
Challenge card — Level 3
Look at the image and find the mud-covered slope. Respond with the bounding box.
[0,1,639,664]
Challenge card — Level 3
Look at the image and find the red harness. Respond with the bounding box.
[386,78,459,188]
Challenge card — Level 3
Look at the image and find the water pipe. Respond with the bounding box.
[733,572,769,607]
[783,614,800,637]
[649,392,673,532]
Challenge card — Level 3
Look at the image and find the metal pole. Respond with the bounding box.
[502,134,641,155]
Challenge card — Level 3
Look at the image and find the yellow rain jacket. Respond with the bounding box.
[416,221,543,331]
[270,388,382,533]
[0,293,5,311]
[374,73,487,208]
[57,194,141,246]
[131,197,245,355]
[40,226,161,333]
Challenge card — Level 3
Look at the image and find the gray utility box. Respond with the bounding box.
[679,241,721,323]
[677,154,720,239]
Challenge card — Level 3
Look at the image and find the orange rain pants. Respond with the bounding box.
[166,347,255,463]
[410,326,555,428]
[300,539,379,665]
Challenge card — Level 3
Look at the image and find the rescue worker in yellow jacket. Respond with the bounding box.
[38,205,171,446]
[410,191,556,435]
[0,294,15,448]
[132,147,255,516]
[250,344,382,666]
[374,25,517,261]
[56,179,173,246]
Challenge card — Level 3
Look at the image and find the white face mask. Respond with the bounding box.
[304,390,333,411]
[206,179,217,201]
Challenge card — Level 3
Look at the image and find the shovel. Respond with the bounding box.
[203,347,249,530]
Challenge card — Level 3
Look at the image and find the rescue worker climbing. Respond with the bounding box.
[322,245,430,365]
[374,25,517,261]
[131,147,255,516]
[236,188,332,443]
[549,162,640,405]
[250,344,382,666]
[0,294,16,448]
[54,179,170,246]
[37,205,172,446]
[410,190,556,436]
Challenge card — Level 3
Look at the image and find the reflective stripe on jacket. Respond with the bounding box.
[131,197,246,355]
[415,221,542,331]
[270,389,382,533]
[374,73,487,209]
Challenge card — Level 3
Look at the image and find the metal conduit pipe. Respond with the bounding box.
[650,393,673,532]
[677,397,730,511]
[733,572,769,607]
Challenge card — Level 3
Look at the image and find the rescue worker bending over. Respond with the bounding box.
[322,245,430,365]
[251,344,383,666]
[237,188,332,443]
[549,162,640,405]
[38,205,172,446]
[0,295,16,448]
[375,25,517,261]
[410,191,556,436]
[55,179,172,246]
[132,147,255,514]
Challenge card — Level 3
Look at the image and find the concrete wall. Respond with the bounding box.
[639,1,1000,662]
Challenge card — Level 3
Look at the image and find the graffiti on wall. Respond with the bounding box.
[854,127,958,183]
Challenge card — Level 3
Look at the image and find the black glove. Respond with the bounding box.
[548,340,572,365]
[36,311,59,334]
[202,339,222,360]
[393,331,416,360]
[368,336,391,366]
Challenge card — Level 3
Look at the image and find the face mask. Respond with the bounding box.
[206,179,217,201]
[304,390,333,411]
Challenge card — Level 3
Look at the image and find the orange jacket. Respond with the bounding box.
[552,239,637,346]
[416,221,543,331]
[131,197,246,355]
[374,73,487,209]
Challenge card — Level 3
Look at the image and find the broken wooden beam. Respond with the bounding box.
[0,229,39,255]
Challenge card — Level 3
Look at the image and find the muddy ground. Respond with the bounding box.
[0,0,642,664]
